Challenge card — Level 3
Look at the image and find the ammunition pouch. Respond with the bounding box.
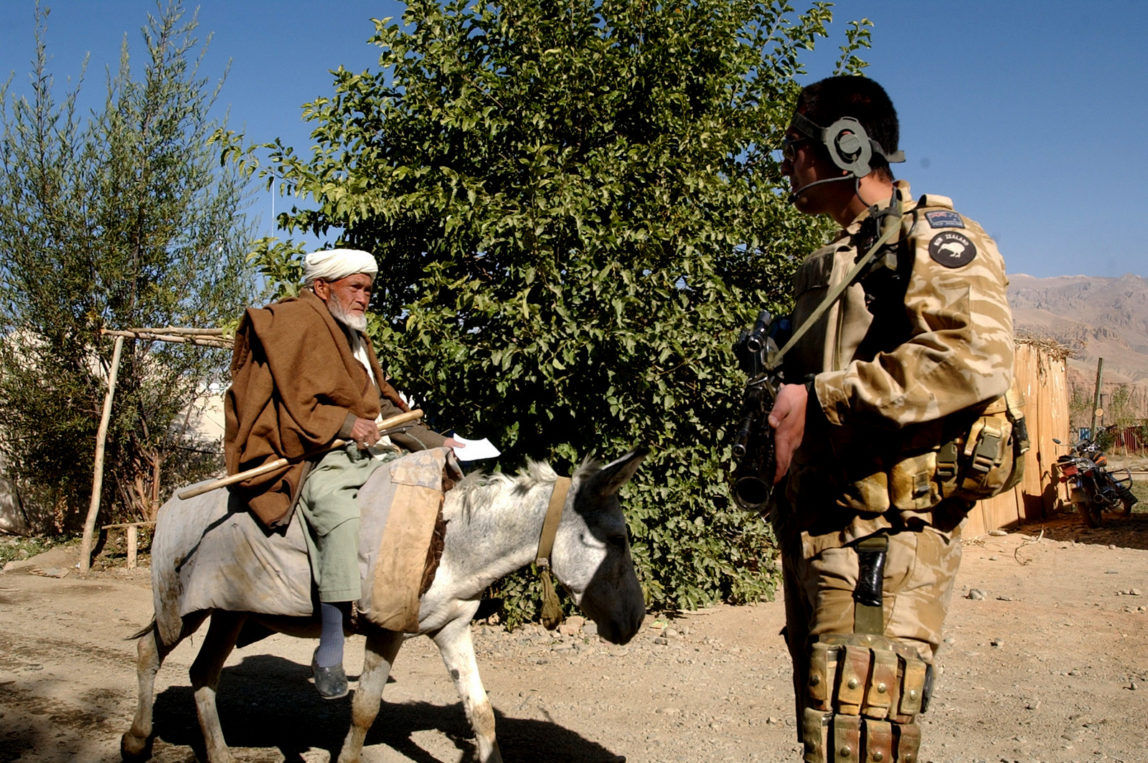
[843,382,1029,514]
[802,633,932,762]
[938,383,1028,504]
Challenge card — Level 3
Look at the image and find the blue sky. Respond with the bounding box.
[2,1,1146,279]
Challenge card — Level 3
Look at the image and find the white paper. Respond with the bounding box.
[450,435,501,462]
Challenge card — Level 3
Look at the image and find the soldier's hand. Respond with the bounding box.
[768,383,808,483]
[349,417,380,449]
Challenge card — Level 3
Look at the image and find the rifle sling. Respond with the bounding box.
[767,194,903,373]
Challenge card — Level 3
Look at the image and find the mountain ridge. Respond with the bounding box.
[1008,273,1148,422]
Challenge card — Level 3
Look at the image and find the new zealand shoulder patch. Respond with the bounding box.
[928,231,977,268]
[924,210,964,229]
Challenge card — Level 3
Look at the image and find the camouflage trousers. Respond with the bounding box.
[778,513,963,751]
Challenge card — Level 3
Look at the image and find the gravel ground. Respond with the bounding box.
[2,503,1147,762]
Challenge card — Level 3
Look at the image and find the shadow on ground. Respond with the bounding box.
[149,654,625,762]
[1014,508,1148,551]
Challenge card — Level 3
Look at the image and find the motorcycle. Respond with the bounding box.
[1052,437,1138,527]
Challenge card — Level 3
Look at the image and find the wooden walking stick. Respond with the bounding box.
[177,409,425,500]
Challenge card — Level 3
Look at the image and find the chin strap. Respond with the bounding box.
[535,477,571,629]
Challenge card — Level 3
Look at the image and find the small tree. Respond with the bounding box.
[1068,383,1093,434]
[224,0,868,616]
[0,2,256,532]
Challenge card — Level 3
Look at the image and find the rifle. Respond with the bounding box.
[730,310,784,512]
[729,191,906,512]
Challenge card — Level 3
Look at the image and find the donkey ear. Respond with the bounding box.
[591,446,650,497]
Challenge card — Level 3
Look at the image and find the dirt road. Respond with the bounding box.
[2,509,1146,762]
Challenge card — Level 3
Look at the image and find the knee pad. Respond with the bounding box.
[800,633,931,762]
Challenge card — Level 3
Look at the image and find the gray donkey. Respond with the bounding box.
[122,448,647,762]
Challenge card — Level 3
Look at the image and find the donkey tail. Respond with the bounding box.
[126,618,156,641]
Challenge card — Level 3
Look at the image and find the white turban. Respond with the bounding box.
[302,248,378,285]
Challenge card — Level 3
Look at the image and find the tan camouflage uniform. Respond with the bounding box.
[774,180,1014,760]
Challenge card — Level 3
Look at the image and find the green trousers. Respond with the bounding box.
[296,445,385,603]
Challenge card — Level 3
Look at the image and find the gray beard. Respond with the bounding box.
[326,296,367,333]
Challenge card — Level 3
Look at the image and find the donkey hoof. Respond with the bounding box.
[120,731,153,761]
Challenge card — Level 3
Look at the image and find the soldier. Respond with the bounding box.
[767,76,1015,761]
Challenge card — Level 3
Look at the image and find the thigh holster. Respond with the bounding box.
[853,534,888,635]
[802,634,931,762]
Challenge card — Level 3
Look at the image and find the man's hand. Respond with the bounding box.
[768,383,808,484]
[442,437,465,450]
[349,417,381,449]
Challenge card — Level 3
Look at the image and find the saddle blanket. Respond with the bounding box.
[152,448,459,644]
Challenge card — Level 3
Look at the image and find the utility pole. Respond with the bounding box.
[1089,357,1104,439]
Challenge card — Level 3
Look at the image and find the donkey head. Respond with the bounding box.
[552,447,648,644]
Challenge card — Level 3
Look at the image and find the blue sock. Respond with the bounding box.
[315,601,346,668]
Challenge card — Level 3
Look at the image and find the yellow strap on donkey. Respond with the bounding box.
[361,449,458,633]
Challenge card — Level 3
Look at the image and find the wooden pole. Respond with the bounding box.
[100,329,230,348]
[126,524,138,569]
[1089,357,1104,439]
[176,409,424,500]
[150,451,162,520]
[79,335,125,574]
[100,328,230,348]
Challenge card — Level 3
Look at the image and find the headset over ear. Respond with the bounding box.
[790,112,906,177]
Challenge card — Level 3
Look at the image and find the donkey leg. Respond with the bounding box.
[432,617,502,763]
[121,623,163,761]
[190,611,246,763]
[121,613,205,761]
[337,628,404,763]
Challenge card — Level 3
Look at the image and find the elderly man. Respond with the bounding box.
[224,248,459,699]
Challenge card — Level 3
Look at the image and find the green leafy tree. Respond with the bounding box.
[0,2,256,531]
[1068,383,1092,433]
[229,0,867,617]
